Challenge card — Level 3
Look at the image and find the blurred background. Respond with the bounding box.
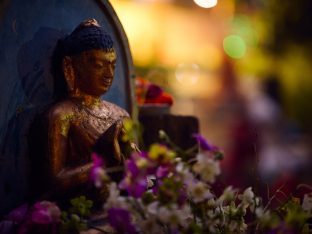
[109,0,312,197]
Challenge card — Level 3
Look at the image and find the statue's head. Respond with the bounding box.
[60,19,116,97]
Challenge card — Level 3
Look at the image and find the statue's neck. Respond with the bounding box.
[70,93,101,108]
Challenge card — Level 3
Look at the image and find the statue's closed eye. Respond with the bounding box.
[95,63,104,69]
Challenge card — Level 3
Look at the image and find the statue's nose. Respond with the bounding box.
[108,64,114,76]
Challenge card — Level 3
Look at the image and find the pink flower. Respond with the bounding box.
[18,201,61,234]
[30,201,61,224]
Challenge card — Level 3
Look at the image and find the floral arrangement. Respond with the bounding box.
[91,130,312,234]
[1,122,312,234]
[135,77,173,106]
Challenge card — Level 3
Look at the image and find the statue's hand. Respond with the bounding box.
[94,120,124,164]
[112,120,123,161]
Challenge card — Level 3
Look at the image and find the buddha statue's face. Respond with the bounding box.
[70,49,117,96]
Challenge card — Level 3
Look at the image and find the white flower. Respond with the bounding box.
[158,204,190,228]
[138,216,161,234]
[188,181,213,203]
[147,203,192,229]
[255,207,263,217]
[229,221,239,232]
[147,175,155,188]
[240,222,248,232]
[158,205,181,227]
[217,186,237,205]
[192,153,220,183]
[302,193,312,216]
[238,187,255,208]
[250,197,260,211]
[146,201,159,215]
[108,182,119,197]
[175,162,184,173]
[178,205,193,227]
[104,183,128,210]
[93,167,106,188]
[207,209,215,218]
[243,187,255,202]
[228,220,247,233]
[255,207,271,222]
[215,206,221,215]
[207,198,217,209]
[175,162,196,187]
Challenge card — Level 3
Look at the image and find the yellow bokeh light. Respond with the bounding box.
[110,0,234,68]
[170,64,220,98]
[109,1,162,67]
[194,0,218,8]
[175,63,200,85]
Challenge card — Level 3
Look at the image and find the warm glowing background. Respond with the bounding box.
[110,0,312,189]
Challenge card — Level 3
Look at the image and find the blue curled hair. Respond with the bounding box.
[61,22,114,56]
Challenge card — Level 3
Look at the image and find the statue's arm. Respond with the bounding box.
[48,108,92,190]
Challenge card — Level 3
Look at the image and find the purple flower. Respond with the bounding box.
[192,134,219,152]
[7,203,29,223]
[90,153,106,187]
[177,187,188,206]
[126,159,140,178]
[156,166,170,178]
[17,202,60,234]
[91,152,104,168]
[108,208,136,234]
[146,84,163,99]
[0,205,29,234]
[30,201,61,224]
[119,175,147,198]
[119,151,160,198]
[267,222,297,234]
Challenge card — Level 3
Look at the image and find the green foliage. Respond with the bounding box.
[60,196,93,233]
[69,196,93,218]
[281,197,309,229]
[121,118,142,144]
[183,222,202,234]
[258,211,280,230]
[158,177,183,205]
[60,212,87,234]
[142,191,156,205]
[158,129,197,159]
[120,118,143,156]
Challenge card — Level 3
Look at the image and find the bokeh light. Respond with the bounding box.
[231,15,259,47]
[193,0,218,8]
[223,35,247,59]
[175,63,200,85]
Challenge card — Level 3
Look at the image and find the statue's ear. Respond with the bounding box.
[62,56,75,93]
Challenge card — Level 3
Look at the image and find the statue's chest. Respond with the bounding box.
[72,106,117,142]
[65,106,119,165]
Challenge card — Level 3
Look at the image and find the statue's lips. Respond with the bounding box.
[101,78,113,87]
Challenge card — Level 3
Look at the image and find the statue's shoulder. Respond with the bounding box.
[101,100,129,118]
[46,99,76,122]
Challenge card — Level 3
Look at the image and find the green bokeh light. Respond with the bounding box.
[223,35,247,59]
[231,15,259,47]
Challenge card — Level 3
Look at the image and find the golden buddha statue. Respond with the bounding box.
[32,19,131,196]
